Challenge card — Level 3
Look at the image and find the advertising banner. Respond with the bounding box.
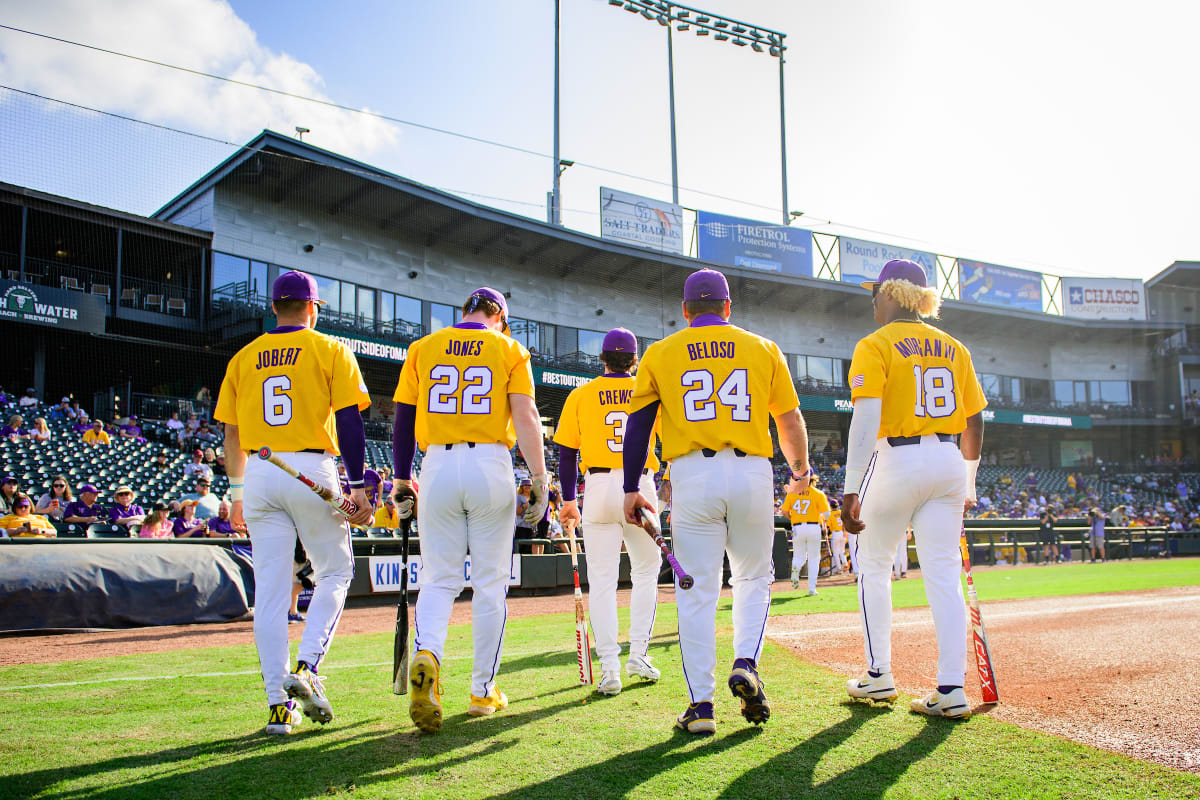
[1059,440,1095,468]
[368,554,522,593]
[696,210,812,276]
[1061,278,1146,321]
[599,187,684,254]
[958,260,1042,311]
[0,280,107,334]
[839,237,937,287]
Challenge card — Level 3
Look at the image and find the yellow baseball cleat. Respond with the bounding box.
[409,650,444,733]
[467,687,509,717]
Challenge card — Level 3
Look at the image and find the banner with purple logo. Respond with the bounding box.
[696,210,813,276]
[599,187,684,254]
[958,260,1042,311]
[1061,277,1146,321]
[838,237,937,287]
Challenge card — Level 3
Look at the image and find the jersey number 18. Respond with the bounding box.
[913,365,955,418]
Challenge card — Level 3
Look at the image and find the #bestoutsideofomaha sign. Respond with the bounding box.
[0,280,107,334]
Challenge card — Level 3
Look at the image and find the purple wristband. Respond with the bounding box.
[334,405,366,483]
[393,403,417,480]
[622,401,658,493]
[558,444,580,501]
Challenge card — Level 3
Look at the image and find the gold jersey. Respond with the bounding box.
[848,320,987,438]
[553,374,661,473]
[828,509,844,534]
[630,319,799,461]
[215,327,370,453]
[393,323,535,451]
[783,486,830,525]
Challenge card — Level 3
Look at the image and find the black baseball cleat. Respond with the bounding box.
[728,658,770,725]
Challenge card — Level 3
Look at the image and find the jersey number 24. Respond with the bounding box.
[681,368,751,422]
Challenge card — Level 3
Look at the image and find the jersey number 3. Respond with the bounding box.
[913,365,955,418]
[681,369,751,422]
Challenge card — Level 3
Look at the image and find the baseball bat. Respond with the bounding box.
[566,520,594,685]
[638,507,694,590]
[257,447,358,518]
[392,513,412,695]
[960,527,999,704]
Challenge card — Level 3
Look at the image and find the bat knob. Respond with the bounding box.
[257,447,272,460]
[679,576,694,590]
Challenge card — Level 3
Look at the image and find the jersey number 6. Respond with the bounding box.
[263,375,293,426]
[681,368,751,422]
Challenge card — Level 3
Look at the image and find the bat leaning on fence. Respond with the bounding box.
[638,507,694,590]
[565,520,594,685]
[960,527,999,704]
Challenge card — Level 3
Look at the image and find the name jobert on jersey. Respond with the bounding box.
[255,348,303,369]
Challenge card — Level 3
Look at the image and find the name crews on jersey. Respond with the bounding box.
[783,471,829,596]
[621,269,811,735]
[554,328,664,697]
[392,287,550,734]
[216,270,376,735]
[841,259,986,720]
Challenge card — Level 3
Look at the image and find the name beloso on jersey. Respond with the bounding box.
[847,321,987,439]
[630,322,799,462]
[783,487,829,525]
[214,327,371,453]
[553,375,661,473]
[393,324,535,451]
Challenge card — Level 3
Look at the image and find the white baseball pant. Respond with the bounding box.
[848,533,859,574]
[854,435,967,687]
[413,442,516,698]
[791,523,821,592]
[245,451,353,707]
[830,531,847,573]
[581,470,660,672]
[894,538,908,577]
[670,449,773,703]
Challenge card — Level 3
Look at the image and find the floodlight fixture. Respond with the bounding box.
[657,14,668,25]
[732,38,747,46]
[696,15,710,23]
[751,41,763,52]
[677,22,690,31]
[714,19,728,28]
[714,31,728,40]
[608,0,623,5]
[696,27,709,35]
[732,24,746,33]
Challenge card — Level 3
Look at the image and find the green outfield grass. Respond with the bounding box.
[1,559,1197,800]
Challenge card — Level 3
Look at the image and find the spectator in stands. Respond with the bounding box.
[194,419,217,444]
[1088,507,1106,562]
[35,475,72,521]
[0,476,20,514]
[30,417,51,444]
[195,386,212,407]
[185,411,200,435]
[119,415,145,442]
[515,478,535,551]
[82,419,111,446]
[63,484,104,524]
[182,450,213,483]
[373,494,401,529]
[153,450,172,472]
[171,499,207,538]
[138,503,174,539]
[1178,480,1189,503]
[181,478,220,520]
[49,398,75,421]
[1038,507,1059,564]
[1,414,30,441]
[213,447,227,476]
[206,501,242,537]
[201,446,221,475]
[0,386,7,404]
[71,411,91,436]
[109,487,146,529]
[166,410,185,443]
[17,388,38,409]
[0,493,56,537]
[1109,504,1128,529]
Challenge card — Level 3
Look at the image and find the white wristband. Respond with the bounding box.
[229,486,244,502]
[965,458,980,502]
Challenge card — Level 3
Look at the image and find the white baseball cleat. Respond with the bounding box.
[626,654,661,682]
[283,662,333,724]
[807,589,818,596]
[790,565,800,590]
[265,700,303,735]
[910,687,972,719]
[596,670,623,696]
[846,672,898,703]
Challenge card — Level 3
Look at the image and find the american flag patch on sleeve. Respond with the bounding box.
[851,374,865,388]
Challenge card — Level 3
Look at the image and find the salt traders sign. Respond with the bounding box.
[839,237,937,286]
[599,187,684,255]
[696,210,813,276]
[958,260,1043,312]
[1061,277,1146,321]
[0,280,107,333]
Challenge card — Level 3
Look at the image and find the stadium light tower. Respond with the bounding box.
[606,0,790,224]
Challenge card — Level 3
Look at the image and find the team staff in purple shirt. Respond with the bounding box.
[63,484,105,523]
[108,487,146,529]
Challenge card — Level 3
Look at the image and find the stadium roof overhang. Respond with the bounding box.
[1145,261,1200,292]
[151,131,1182,341]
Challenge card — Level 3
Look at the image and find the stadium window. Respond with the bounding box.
[341,282,356,320]
[978,373,1000,398]
[1074,381,1088,404]
[249,261,268,297]
[312,274,340,315]
[1053,380,1073,406]
[395,294,421,327]
[1099,380,1130,405]
[806,356,834,385]
[429,302,454,332]
[578,329,605,357]
[379,291,396,326]
[211,252,249,291]
[358,286,375,326]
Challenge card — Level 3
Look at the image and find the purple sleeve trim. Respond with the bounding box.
[622,401,659,493]
[558,444,580,501]
[393,403,418,480]
[334,405,366,484]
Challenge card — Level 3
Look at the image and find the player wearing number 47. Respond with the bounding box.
[391,287,549,733]
[216,270,375,735]
[621,269,811,734]
[841,259,986,719]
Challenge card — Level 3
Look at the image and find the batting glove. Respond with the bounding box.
[393,482,417,521]
[524,472,551,524]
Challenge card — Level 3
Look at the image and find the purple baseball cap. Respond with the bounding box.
[79,483,98,493]
[467,287,508,319]
[602,327,637,354]
[861,259,927,290]
[1,475,16,485]
[684,269,730,302]
[363,469,381,486]
[272,270,327,305]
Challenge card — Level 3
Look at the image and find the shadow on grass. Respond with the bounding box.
[718,701,954,800]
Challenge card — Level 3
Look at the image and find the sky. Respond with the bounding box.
[1,0,1198,283]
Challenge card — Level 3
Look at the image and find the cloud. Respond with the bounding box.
[0,0,398,157]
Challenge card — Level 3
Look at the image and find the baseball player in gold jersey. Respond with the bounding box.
[622,269,810,734]
[217,270,374,735]
[828,499,848,575]
[392,287,548,733]
[782,470,829,596]
[554,328,664,696]
[841,259,986,719]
